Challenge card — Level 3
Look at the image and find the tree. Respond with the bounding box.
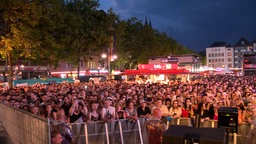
[0,0,42,88]
[34,0,66,69]
[198,50,206,65]
[114,17,144,69]
[61,0,113,77]
[114,17,194,69]
[0,0,65,88]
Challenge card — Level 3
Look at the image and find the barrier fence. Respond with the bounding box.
[0,104,51,144]
[0,103,254,144]
[67,117,254,144]
[68,119,144,144]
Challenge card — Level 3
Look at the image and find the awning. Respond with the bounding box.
[124,69,190,75]
[13,79,49,86]
[45,78,74,83]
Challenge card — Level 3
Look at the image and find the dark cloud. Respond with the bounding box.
[99,0,256,52]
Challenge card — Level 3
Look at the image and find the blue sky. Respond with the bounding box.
[98,0,256,52]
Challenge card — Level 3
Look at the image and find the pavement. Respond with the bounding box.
[0,121,12,144]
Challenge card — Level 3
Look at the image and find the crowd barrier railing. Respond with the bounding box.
[67,117,253,144]
[66,119,144,144]
[0,103,51,144]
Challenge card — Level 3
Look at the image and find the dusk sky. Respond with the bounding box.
[98,0,256,52]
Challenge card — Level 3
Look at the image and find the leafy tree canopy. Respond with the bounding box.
[0,0,195,88]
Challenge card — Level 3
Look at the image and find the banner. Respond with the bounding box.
[138,64,178,70]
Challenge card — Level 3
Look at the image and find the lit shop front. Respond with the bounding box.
[123,64,190,83]
[243,53,256,76]
[50,69,109,78]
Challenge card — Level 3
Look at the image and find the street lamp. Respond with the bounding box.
[101,53,107,59]
[111,54,117,61]
[101,53,118,75]
[101,53,107,69]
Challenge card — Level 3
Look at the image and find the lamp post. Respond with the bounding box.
[101,53,107,69]
[102,35,118,76]
[108,35,114,75]
[101,53,117,75]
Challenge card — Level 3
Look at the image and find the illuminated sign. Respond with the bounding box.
[138,64,178,70]
[244,64,256,69]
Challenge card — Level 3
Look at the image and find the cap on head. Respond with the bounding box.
[105,97,113,101]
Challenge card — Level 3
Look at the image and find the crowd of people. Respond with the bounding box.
[0,74,256,143]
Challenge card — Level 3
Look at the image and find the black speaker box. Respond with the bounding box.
[218,107,238,133]
[163,125,226,144]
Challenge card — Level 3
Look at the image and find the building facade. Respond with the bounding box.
[206,37,256,72]
[243,53,256,75]
[0,56,105,82]
[233,37,255,69]
[206,42,234,69]
[0,59,48,82]
[50,59,102,77]
[148,54,201,73]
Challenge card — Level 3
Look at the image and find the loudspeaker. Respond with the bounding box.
[162,125,226,144]
[218,107,238,133]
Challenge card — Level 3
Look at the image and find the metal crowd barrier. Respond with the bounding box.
[0,104,51,144]
[69,117,253,144]
[67,119,144,144]
[65,117,253,144]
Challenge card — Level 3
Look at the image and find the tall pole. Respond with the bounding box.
[108,36,114,75]
[28,60,31,79]
[241,55,244,76]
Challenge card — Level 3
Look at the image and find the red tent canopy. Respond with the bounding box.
[124,69,190,75]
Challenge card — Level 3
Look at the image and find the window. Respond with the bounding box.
[246,47,253,51]
[227,52,232,56]
[215,53,217,57]
[208,54,211,57]
[222,53,224,56]
[222,59,224,62]
[218,53,220,57]
[228,58,232,62]
[209,59,211,62]
[228,64,232,67]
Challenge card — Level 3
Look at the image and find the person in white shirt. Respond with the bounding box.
[101,97,116,122]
